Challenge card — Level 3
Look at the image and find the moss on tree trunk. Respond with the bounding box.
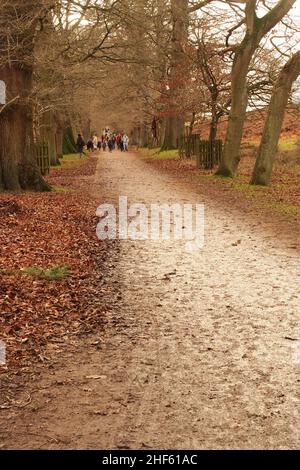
[63,125,77,154]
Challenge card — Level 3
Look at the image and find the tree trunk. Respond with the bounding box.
[0,1,50,191]
[82,119,91,142]
[251,51,300,186]
[208,104,218,144]
[139,123,148,148]
[41,110,60,166]
[0,66,50,191]
[63,124,77,154]
[47,111,60,166]
[216,39,255,176]
[161,0,188,150]
[55,119,64,159]
[161,115,182,150]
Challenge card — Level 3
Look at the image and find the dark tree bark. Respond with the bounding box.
[55,117,64,159]
[82,119,91,142]
[251,51,300,186]
[161,0,188,150]
[40,110,60,166]
[0,1,50,191]
[63,124,77,154]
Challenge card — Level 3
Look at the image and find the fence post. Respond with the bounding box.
[34,141,50,176]
[197,139,223,170]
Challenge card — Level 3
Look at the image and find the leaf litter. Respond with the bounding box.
[0,156,113,383]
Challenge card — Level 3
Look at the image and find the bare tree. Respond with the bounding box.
[216,0,296,177]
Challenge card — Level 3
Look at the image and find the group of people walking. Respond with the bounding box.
[76,128,130,157]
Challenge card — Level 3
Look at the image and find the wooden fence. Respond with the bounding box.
[197,139,223,169]
[180,135,223,170]
[179,134,199,159]
[34,142,50,175]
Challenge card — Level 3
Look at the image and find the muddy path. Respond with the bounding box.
[1,151,299,449]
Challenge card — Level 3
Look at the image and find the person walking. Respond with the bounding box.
[116,133,122,150]
[76,134,85,158]
[87,138,93,153]
[122,133,129,152]
[93,134,98,151]
[120,134,124,152]
[108,137,114,152]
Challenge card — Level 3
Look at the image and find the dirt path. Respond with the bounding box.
[1,150,299,449]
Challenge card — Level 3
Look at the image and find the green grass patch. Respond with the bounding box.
[139,148,179,159]
[51,153,87,171]
[1,265,70,280]
[203,173,233,181]
[242,136,299,152]
[232,182,266,193]
[21,265,70,280]
[262,202,300,217]
[278,137,299,152]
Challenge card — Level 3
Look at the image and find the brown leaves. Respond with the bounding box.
[0,156,108,373]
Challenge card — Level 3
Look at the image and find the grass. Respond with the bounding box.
[231,182,266,193]
[242,135,299,153]
[139,148,180,159]
[51,185,74,193]
[262,201,300,217]
[278,137,299,152]
[51,153,88,171]
[0,265,70,280]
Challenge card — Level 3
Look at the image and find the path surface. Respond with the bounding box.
[1,151,299,449]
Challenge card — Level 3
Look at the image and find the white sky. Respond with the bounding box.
[292,1,300,20]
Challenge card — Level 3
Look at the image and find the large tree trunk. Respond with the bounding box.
[251,51,300,186]
[216,39,256,176]
[139,123,148,148]
[0,1,50,191]
[0,66,50,191]
[40,110,60,166]
[161,0,188,150]
[82,119,91,142]
[63,123,77,154]
[162,115,182,150]
[48,112,59,166]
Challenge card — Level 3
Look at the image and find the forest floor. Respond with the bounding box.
[0,149,299,449]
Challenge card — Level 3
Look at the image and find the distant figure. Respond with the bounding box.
[108,137,114,152]
[122,134,129,152]
[97,140,102,151]
[76,134,85,158]
[120,134,124,152]
[116,134,122,150]
[93,135,98,151]
[87,139,93,153]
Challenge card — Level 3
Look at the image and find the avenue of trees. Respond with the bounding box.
[0,0,299,190]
